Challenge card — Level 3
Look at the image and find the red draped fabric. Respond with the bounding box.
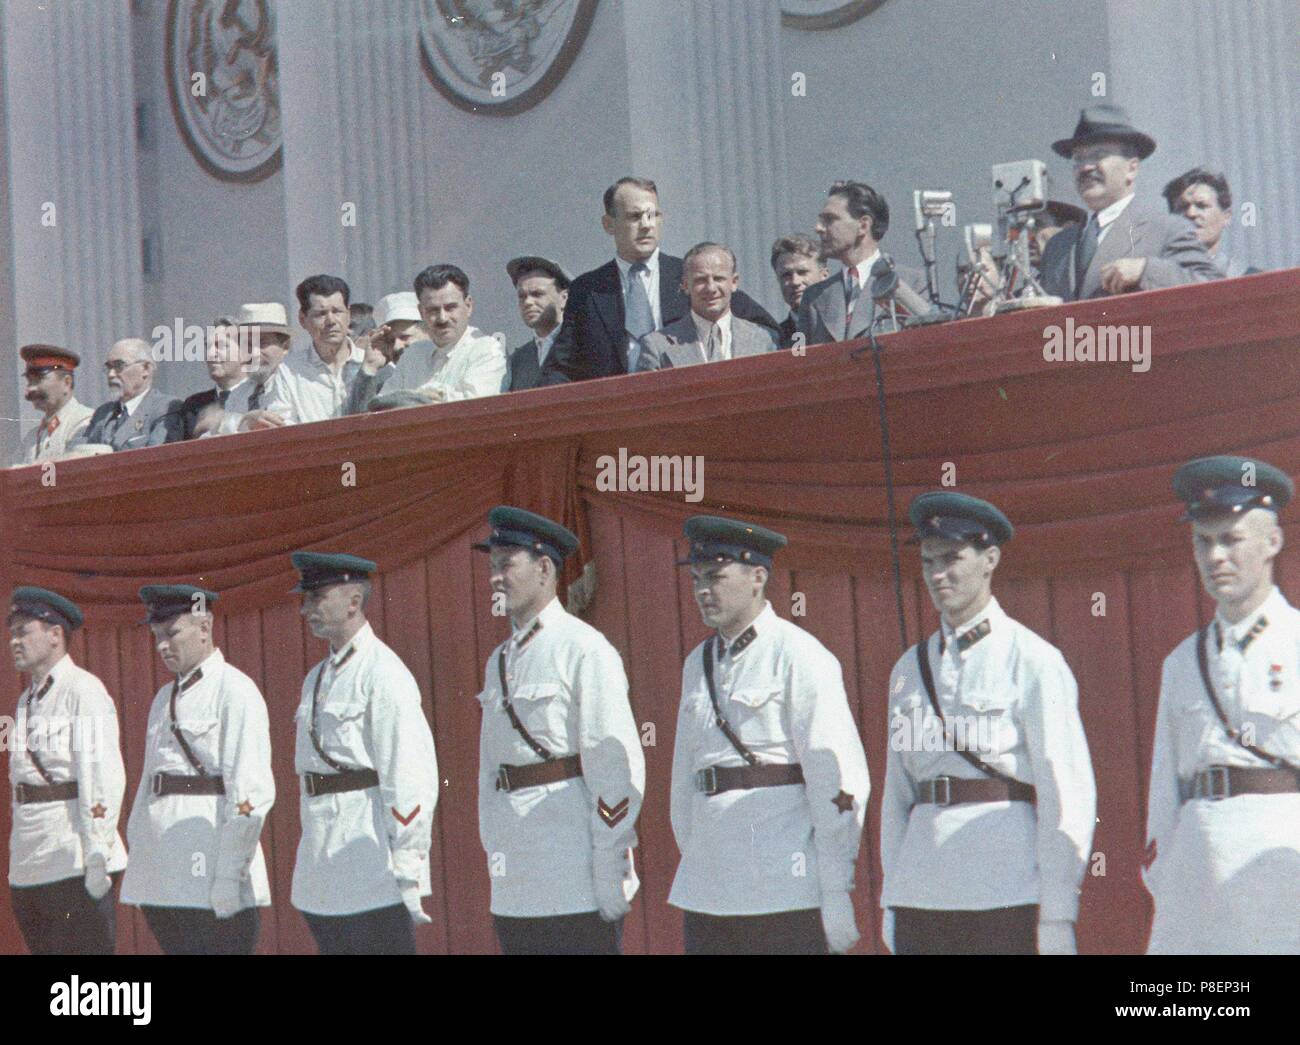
[1,270,1297,953]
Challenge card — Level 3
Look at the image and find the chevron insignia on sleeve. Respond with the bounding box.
[597,796,629,828]
[392,805,421,826]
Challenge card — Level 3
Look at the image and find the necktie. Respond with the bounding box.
[844,265,861,338]
[217,388,231,407]
[105,401,126,441]
[1074,215,1099,298]
[624,262,654,339]
[705,324,722,362]
[248,382,264,410]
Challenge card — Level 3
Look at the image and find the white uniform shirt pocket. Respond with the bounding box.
[510,682,566,751]
[174,717,221,772]
[954,691,1018,759]
[727,687,786,747]
[317,699,369,763]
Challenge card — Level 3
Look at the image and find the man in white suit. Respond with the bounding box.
[636,242,777,372]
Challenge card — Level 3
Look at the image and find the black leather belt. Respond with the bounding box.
[496,754,583,792]
[695,762,804,796]
[1191,765,1300,801]
[917,775,1036,806]
[152,772,225,797]
[14,781,79,803]
[303,767,380,797]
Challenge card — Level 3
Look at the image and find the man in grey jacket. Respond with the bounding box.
[1039,104,1219,301]
[70,338,182,451]
[636,242,777,372]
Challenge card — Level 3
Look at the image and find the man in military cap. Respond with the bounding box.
[7,587,126,953]
[119,585,275,954]
[879,492,1096,955]
[669,515,870,954]
[1144,455,1300,953]
[290,551,439,955]
[473,506,644,954]
[14,345,94,465]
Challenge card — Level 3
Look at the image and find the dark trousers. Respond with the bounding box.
[893,904,1039,955]
[303,902,416,955]
[493,911,623,955]
[683,908,828,955]
[141,904,260,955]
[11,872,120,955]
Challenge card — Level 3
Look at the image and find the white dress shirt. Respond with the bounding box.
[262,339,364,423]
[384,326,505,402]
[879,597,1096,921]
[292,622,439,916]
[616,250,661,373]
[669,602,870,915]
[477,597,645,917]
[1093,193,1135,244]
[17,397,94,466]
[1144,586,1300,953]
[690,310,733,361]
[120,648,274,910]
[842,250,882,295]
[8,654,127,886]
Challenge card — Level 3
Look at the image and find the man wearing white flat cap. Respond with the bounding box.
[344,293,431,415]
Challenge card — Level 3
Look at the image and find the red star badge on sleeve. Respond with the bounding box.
[236,800,255,817]
[831,790,855,814]
[89,803,107,819]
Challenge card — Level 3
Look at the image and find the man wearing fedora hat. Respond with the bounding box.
[1040,103,1218,301]
[504,256,569,392]
[7,587,127,954]
[213,302,295,434]
[1144,456,1300,953]
[13,345,94,466]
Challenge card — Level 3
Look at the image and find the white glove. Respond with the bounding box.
[399,879,432,925]
[83,854,111,901]
[881,908,896,954]
[1037,918,1077,955]
[592,847,636,922]
[210,877,243,919]
[820,891,860,954]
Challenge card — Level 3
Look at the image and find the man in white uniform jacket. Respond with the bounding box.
[474,506,644,954]
[669,515,870,955]
[1144,455,1300,954]
[7,587,126,954]
[121,585,274,954]
[880,492,1096,955]
[290,551,439,955]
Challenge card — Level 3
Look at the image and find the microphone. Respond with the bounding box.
[871,255,953,326]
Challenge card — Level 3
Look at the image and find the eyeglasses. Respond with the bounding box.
[103,359,146,373]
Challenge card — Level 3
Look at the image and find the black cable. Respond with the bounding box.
[850,298,910,656]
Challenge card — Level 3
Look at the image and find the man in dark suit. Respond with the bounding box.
[178,319,252,438]
[796,180,929,347]
[1039,105,1218,300]
[70,338,183,451]
[769,234,828,348]
[504,256,569,392]
[1162,167,1258,279]
[539,177,777,384]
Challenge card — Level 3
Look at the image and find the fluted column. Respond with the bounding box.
[0,0,144,461]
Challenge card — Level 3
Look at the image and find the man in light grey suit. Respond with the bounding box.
[636,242,777,372]
[796,180,928,348]
[69,338,183,452]
[1040,105,1218,301]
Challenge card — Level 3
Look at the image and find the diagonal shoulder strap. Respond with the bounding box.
[497,648,554,762]
[23,677,57,785]
[1195,624,1300,774]
[702,636,759,766]
[914,635,1022,787]
[168,674,211,778]
[308,657,353,773]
